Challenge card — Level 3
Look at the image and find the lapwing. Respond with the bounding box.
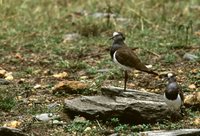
[110,32,158,91]
[164,73,184,115]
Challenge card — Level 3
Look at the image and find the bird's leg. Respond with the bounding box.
[124,70,128,92]
[180,106,185,117]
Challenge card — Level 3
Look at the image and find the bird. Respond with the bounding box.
[163,73,184,115]
[110,32,158,92]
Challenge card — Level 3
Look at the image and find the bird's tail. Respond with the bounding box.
[135,62,159,76]
[143,69,159,76]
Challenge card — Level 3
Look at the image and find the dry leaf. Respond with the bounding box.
[184,92,200,107]
[53,72,68,79]
[0,69,6,77]
[15,53,23,59]
[178,69,183,73]
[196,92,200,102]
[3,121,21,128]
[194,31,200,36]
[145,65,152,68]
[188,84,196,89]
[34,84,42,89]
[5,72,14,80]
[194,118,200,125]
[84,127,92,132]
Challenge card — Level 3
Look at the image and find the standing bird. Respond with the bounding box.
[164,73,184,115]
[110,32,158,91]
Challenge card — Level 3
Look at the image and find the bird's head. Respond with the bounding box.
[109,32,125,41]
[167,72,177,82]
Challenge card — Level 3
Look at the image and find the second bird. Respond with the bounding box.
[110,32,158,91]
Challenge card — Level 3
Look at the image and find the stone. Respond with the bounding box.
[0,78,10,85]
[63,33,81,42]
[35,113,59,122]
[52,120,66,125]
[183,53,199,61]
[52,80,88,94]
[92,12,116,18]
[0,127,28,136]
[64,86,170,123]
[73,116,86,123]
[47,102,60,110]
[139,129,200,136]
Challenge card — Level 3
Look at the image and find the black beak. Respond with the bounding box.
[161,74,168,81]
[109,36,114,40]
[164,77,168,81]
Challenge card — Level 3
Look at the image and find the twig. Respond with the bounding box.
[128,8,167,31]
[96,120,103,130]
[129,8,152,25]
[183,46,200,50]
[144,49,161,58]
[130,47,160,57]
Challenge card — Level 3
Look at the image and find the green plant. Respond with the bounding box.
[75,17,114,37]
[65,120,91,133]
[110,117,120,126]
[131,124,151,132]
[0,89,16,112]
[69,61,88,70]
[25,67,34,75]
[0,97,16,112]
[164,53,177,64]
[114,124,129,133]
[56,58,70,68]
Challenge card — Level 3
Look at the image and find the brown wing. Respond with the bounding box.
[115,47,158,75]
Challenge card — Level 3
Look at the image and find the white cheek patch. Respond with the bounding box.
[167,73,173,78]
[113,32,120,37]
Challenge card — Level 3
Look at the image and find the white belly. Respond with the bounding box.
[113,51,132,71]
[164,93,182,111]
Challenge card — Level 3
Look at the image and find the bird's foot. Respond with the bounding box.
[118,90,124,96]
[170,111,183,122]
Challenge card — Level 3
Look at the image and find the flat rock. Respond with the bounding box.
[139,129,200,136]
[64,86,170,123]
[0,127,28,136]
